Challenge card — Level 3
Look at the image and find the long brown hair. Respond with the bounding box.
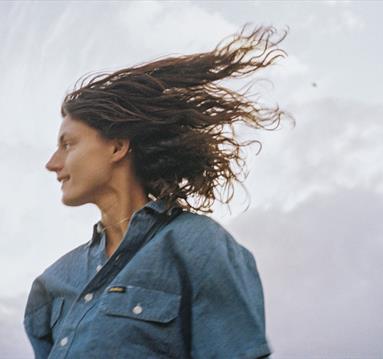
[61,24,293,213]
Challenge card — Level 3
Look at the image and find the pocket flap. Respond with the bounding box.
[100,285,181,323]
[50,297,64,328]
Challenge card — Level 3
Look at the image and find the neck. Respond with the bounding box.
[96,167,149,257]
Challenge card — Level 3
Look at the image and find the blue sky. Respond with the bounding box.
[1,1,382,358]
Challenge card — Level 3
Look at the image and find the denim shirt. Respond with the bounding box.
[24,199,271,359]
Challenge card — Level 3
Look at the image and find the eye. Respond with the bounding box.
[62,143,71,150]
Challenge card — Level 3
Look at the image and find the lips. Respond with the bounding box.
[58,176,70,186]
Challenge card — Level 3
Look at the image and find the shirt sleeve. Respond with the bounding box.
[23,277,53,359]
[190,238,272,359]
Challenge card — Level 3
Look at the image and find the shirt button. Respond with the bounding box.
[84,293,94,302]
[132,304,143,315]
[96,264,102,272]
[60,337,68,347]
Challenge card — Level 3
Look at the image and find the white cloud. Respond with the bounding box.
[324,0,352,7]
[0,295,33,358]
[271,54,310,78]
[5,186,383,358]
[233,97,383,213]
[1,1,382,357]
[321,8,365,33]
[226,188,383,358]
[341,9,365,31]
[117,0,236,58]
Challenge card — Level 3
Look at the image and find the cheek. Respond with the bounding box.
[71,150,112,184]
[83,164,111,185]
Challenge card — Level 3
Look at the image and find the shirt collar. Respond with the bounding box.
[88,198,179,247]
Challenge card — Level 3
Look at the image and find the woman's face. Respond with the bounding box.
[45,115,115,206]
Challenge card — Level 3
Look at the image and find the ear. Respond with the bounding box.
[110,138,132,163]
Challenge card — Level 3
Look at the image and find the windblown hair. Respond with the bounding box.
[61,24,292,213]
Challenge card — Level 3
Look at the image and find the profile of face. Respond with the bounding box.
[45,115,120,206]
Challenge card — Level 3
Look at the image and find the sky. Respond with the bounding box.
[1,1,382,358]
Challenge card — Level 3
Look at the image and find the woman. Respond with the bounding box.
[24,25,289,359]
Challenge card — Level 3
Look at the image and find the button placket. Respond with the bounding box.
[59,336,68,347]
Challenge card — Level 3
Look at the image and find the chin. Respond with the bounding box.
[61,194,88,207]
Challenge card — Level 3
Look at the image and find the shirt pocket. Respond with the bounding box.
[100,285,181,324]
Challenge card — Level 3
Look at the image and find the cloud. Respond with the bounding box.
[319,6,365,33]
[0,0,241,296]
[324,0,353,7]
[0,295,33,358]
[5,187,383,358]
[1,2,381,357]
[341,9,365,31]
[117,0,237,58]
[226,187,383,358]
[236,97,383,213]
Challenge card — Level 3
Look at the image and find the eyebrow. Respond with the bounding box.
[57,133,71,146]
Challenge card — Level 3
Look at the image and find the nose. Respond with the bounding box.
[45,150,62,172]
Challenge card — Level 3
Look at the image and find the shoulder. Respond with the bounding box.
[163,210,253,276]
[170,211,229,241]
[42,241,89,279]
[25,242,89,311]
[170,210,250,254]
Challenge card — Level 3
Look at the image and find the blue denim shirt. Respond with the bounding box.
[24,199,271,358]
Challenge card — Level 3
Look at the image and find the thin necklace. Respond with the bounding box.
[100,215,131,233]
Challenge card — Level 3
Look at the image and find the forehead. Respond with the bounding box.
[58,115,99,141]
